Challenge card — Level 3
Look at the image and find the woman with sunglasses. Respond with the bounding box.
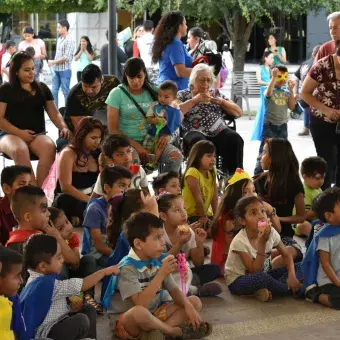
[0,51,71,186]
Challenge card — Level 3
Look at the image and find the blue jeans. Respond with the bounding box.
[158,143,183,173]
[303,107,310,129]
[52,69,72,108]
[254,122,288,175]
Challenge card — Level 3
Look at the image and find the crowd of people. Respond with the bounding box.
[1,8,340,340]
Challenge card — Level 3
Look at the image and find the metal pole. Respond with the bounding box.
[108,0,118,76]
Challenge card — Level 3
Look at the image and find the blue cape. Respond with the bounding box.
[102,252,168,309]
[9,295,26,338]
[19,274,57,340]
[302,224,340,291]
[148,104,182,137]
[250,86,267,141]
[100,231,130,302]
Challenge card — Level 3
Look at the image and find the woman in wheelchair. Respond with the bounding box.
[176,63,244,176]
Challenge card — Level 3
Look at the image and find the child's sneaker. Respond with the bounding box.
[144,162,157,174]
[198,282,222,297]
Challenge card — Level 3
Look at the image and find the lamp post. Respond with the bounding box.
[108,0,118,76]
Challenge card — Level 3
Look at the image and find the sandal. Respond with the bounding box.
[179,321,213,339]
[83,293,104,314]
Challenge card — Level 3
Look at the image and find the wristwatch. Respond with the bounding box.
[268,207,276,218]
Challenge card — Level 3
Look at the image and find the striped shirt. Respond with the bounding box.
[54,33,75,71]
[26,270,83,338]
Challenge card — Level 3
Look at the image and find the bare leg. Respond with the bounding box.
[271,246,298,269]
[0,135,36,184]
[319,294,332,308]
[29,135,56,187]
[164,296,202,327]
[121,305,182,338]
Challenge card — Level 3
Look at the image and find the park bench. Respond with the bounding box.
[231,70,295,119]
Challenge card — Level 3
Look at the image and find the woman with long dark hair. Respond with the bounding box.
[0,51,70,186]
[53,117,104,223]
[152,11,193,90]
[74,36,95,82]
[18,26,47,80]
[264,34,287,65]
[106,57,183,173]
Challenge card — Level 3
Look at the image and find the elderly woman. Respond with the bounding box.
[301,41,340,189]
[177,63,244,175]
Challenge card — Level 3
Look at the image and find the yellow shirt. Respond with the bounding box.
[0,295,15,340]
[182,167,216,217]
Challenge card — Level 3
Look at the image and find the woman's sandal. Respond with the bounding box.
[179,321,213,339]
[83,293,104,314]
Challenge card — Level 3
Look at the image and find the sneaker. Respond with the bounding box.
[198,282,222,297]
[144,162,157,174]
[298,128,310,136]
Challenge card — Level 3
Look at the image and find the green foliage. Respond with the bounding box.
[0,0,107,13]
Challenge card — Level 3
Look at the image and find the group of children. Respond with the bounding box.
[1,123,340,339]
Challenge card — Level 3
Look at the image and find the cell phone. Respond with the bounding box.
[35,131,48,136]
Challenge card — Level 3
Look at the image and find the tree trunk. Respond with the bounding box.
[231,12,255,72]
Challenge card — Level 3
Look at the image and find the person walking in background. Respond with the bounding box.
[1,40,16,83]
[74,36,95,82]
[100,30,128,81]
[265,34,287,65]
[132,25,144,58]
[18,26,46,81]
[293,45,321,136]
[137,20,158,83]
[48,19,75,108]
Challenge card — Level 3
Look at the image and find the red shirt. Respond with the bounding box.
[315,41,336,61]
[66,232,80,249]
[0,196,18,245]
[133,40,140,58]
[6,229,41,246]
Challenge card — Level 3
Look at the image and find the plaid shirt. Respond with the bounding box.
[26,270,83,338]
[54,33,75,71]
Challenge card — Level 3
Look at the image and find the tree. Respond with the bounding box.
[0,0,106,13]
[109,0,340,71]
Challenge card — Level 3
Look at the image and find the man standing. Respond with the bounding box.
[48,19,75,108]
[137,20,158,82]
[315,12,340,61]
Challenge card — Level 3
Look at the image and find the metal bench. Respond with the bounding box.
[231,70,295,119]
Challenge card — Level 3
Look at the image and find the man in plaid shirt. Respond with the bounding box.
[48,19,75,108]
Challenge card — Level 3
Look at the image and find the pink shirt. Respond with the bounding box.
[18,38,45,58]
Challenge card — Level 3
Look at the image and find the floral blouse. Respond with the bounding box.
[177,89,229,137]
[309,55,340,123]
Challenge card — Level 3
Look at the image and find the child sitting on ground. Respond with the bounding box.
[182,140,218,230]
[254,138,304,267]
[226,196,303,302]
[211,168,281,274]
[91,134,149,198]
[152,171,181,196]
[292,156,327,237]
[82,166,132,269]
[47,207,101,313]
[0,165,31,245]
[6,186,49,253]
[21,234,119,340]
[254,65,296,175]
[108,212,212,339]
[0,246,25,340]
[158,193,222,297]
[303,187,340,309]
[143,80,182,173]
